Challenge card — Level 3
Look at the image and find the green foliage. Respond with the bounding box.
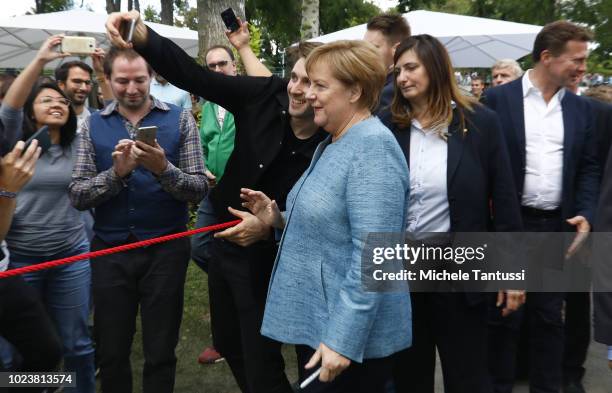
[143,5,161,23]
[248,23,263,58]
[245,0,382,73]
[174,2,199,30]
[32,0,73,13]
[319,0,381,34]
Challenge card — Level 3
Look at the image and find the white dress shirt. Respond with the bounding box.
[406,120,450,234]
[521,70,565,210]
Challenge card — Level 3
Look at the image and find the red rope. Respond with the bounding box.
[0,220,242,279]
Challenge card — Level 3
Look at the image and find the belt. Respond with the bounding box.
[520,206,561,218]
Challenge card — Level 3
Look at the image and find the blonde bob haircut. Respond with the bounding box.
[305,40,386,113]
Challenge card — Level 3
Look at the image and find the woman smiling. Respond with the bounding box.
[241,40,412,392]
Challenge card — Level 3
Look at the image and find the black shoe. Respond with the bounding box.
[563,380,586,393]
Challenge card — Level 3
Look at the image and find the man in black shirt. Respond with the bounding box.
[106,11,325,393]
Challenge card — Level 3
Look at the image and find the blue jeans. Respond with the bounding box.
[9,239,95,393]
[191,196,217,272]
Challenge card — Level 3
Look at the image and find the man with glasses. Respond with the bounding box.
[55,50,111,128]
[192,44,237,365]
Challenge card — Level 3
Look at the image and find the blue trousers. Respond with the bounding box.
[9,239,95,393]
[191,196,217,272]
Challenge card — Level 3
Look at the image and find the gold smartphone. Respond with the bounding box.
[136,126,158,146]
[60,36,96,55]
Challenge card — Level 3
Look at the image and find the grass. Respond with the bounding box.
[122,261,298,393]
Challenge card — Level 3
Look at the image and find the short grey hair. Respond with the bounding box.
[491,59,524,78]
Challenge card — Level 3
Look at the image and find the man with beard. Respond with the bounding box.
[69,46,207,393]
[55,49,111,127]
[105,10,326,393]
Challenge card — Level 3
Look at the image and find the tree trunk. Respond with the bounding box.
[161,0,174,25]
[197,0,245,63]
[106,0,120,14]
[300,0,319,40]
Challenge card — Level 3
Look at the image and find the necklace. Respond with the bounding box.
[332,111,371,142]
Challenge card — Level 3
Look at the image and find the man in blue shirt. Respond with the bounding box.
[150,73,192,110]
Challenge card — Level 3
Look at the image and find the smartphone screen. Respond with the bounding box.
[221,8,240,32]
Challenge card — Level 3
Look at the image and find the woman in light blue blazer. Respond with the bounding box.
[240,40,411,392]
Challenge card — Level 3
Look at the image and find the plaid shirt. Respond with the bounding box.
[69,97,207,210]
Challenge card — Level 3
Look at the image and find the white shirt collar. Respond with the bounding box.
[522,69,566,101]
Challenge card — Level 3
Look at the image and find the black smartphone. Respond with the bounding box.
[221,8,240,32]
[23,125,51,155]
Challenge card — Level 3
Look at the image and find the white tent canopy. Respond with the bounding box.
[309,10,542,68]
[0,9,199,68]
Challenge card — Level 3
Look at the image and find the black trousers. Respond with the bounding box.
[0,276,62,393]
[488,210,565,393]
[563,291,590,383]
[91,236,190,393]
[208,238,292,393]
[296,345,393,393]
[393,292,491,393]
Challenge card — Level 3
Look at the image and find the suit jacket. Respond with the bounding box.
[587,97,612,169]
[261,118,412,362]
[380,105,522,233]
[484,77,600,228]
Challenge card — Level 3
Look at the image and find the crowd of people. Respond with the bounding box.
[0,8,610,393]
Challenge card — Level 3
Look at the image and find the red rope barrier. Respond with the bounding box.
[0,220,242,279]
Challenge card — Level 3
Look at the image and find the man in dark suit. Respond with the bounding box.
[586,86,612,382]
[560,78,612,393]
[485,21,599,393]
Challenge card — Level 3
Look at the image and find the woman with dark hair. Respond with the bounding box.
[0,35,95,392]
[378,34,523,393]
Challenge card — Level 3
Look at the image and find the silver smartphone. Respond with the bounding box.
[136,126,157,145]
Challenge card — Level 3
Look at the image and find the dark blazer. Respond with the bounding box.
[484,77,600,228]
[380,105,522,233]
[587,97,612,169]
[591,100,612,345]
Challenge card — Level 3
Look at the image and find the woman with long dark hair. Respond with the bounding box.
[379,35,524,393]
[0,35,95,392]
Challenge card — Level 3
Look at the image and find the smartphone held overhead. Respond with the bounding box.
[60,36,96,55]
[221,8,240,32]
[121,18,137,43]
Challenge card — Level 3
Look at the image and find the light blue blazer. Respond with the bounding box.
[261,117,412,362]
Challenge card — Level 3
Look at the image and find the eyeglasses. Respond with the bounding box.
[37,96,71,106]
[207,60,229,70]
[69,78,93,86]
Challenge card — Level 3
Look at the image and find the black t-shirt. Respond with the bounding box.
[258,124,326,211]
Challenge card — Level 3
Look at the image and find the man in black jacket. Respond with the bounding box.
[106,11,325,393]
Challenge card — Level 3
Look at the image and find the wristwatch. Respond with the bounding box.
[0,189,16,199]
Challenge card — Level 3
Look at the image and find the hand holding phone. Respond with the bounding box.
[23,126,52,156]
[221,8,240,32]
